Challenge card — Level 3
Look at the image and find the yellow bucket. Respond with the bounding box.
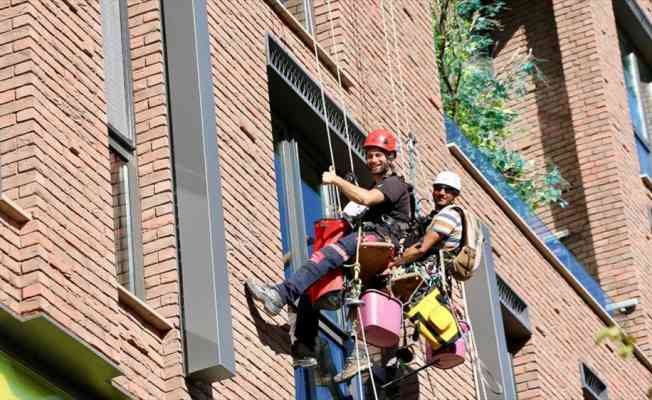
[406,288,459,350]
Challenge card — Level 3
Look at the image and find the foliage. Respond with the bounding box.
[595,326,636,360]
[595,326,652,398]
[432,0,568,209]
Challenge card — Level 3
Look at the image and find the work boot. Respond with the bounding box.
[333,347,371,383]
[246,279,284,317]
[291,342,318,368]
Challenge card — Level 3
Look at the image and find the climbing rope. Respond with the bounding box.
[341,226,380,400]
[390,0,412,138]
[352,331,365,400]
[310,22,342,213]
[459,280,490,399]
[379,0,401,136]
[379,0,411,175]
[357,306,381,400]
[324,0,357,180]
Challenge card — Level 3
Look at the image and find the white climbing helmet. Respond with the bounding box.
[433,171,462,192]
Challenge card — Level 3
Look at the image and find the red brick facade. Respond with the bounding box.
[496,0,652,360]
[0,0,650,399]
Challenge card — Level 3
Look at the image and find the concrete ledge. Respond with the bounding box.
[448,142,652,373]
[263,0,355,89]
[0,195,31,225]
[117,285,174,333]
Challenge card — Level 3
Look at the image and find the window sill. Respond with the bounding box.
[117,285,174,333]
[642,174,652,192]
[263,0,355,90]
[0,195,31,225]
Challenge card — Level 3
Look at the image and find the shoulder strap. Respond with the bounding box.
[443,205,467,247]
[407,183,416,221]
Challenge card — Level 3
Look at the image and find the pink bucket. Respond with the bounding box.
[358,289,402,348]
[425,321,470,369]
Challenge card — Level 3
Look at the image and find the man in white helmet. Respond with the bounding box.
[389,171,463,267]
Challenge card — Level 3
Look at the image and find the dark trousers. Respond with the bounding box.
[275,231,361,305]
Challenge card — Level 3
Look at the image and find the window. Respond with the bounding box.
[619,28,652,177]
[281,0,315,34]
[108,139,143,297]
[101,0,145,298]
[273,120,352,399]
[267,35,371,397]
[580,363,608,400]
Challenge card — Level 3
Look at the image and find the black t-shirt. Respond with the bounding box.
[363,175,412,224]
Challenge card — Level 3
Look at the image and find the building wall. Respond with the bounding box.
[495,0,652,358]
[0,0,650,399]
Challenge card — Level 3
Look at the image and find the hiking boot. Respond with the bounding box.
[291,342,318,368]
[246,279,284,317]
[333,348,371,383]
[293,357,318,368]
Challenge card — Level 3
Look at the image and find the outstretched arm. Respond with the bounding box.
[389,230,443,268]
[322,171,385,207]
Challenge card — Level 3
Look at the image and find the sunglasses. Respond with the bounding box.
[432,185,459,195]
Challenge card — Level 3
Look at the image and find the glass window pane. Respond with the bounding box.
[638,57,652,142]
[622,53,648,140]
[101,0,134,142]
[281,0,313,33]
[110,150,133,291]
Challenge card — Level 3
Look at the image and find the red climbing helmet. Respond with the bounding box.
[363,129,397,154]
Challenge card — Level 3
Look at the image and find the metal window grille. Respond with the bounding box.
[580,363,608,400]
[496,274,532,354]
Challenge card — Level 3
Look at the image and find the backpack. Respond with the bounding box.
[445,205,485,281]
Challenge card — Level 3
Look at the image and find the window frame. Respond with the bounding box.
[101,0,145,299]
[580,362,609,400]
[280,0,315,34]
[109,133,145,299]
[619,30,651,147]
[615,1,652,178]
[274,123,355,399]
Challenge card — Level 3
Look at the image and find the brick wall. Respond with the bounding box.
[494,0,652,359]
[0,0,650,399]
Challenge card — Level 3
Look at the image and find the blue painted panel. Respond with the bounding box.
[274,142,350,399]
[635,134,652,177]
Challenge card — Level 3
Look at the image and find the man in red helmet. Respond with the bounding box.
[247,129,412,374]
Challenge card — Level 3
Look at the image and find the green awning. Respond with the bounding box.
[0,305,130,399]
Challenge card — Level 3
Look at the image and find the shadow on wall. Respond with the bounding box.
[372,363,420,400]
[244,284,293,357]
[493,0,598,278]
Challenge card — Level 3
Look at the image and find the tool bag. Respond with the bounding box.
[406,288,459,351]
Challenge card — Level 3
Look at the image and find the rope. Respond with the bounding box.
[311,24,342,212]
[353,330,365,400]
[379,0,400,136]
[357,306,380,400]
[390,0,412,139]
[460,281,489,399]
[324,0,357,180]
[380,0,414,176]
